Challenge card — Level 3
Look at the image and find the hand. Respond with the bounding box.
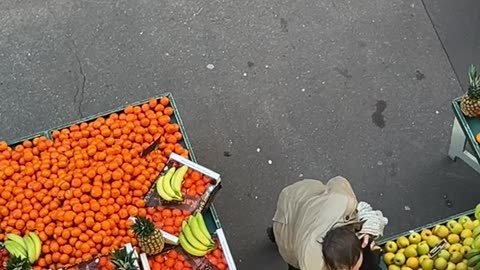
[359,234,375,249]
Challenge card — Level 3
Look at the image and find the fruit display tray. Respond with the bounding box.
[1,93,234,269]
[377,208,475,270]
[139,228,236,270]
[452,97,480,161]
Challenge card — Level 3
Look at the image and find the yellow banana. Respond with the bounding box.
[181,221,209,251]
[171,165,188,197]
[188,216,213,247]
[162,167,181,200]
[195,213,215,245]
[156,176,174,201]
[7,234,27,252]
[23,235,36,263]
[5,240,27,259]
[179,234,208,257]
[28,232,42,262]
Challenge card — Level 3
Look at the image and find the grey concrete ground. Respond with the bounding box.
[0,0,479,269]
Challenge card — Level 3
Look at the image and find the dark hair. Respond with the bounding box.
[322,226,362,270]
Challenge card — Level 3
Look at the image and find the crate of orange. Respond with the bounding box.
[143,153,221,215]
[138,230,235,270]
[0,93,225,270]
[64,243,140,270]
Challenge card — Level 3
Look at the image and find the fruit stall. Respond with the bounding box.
[377,204,480,270]
[0,93,236,270]
[377,64,480,270]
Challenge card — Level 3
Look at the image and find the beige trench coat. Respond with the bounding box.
[272,176,360,270]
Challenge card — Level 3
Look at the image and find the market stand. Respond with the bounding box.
[0,93,236,270]
[378,65,480,270]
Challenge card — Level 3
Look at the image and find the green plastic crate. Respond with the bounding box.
[377,208,475,270]
[452,97,480,161]
[6,131,50,147]
[0,92,224,247]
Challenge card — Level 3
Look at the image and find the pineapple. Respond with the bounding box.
[461,64,480,117]
[111,249,138,270]
[6,256,31,270]
[130,217,165,255]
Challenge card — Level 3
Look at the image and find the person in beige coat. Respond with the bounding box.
[268,176,388,270]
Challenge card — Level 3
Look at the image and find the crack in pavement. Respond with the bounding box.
[71,40,86,118]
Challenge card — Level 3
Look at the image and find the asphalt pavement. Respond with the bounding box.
[0,0,479,269]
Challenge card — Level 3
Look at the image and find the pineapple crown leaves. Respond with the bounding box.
[130,216,156,238]
[468,64,480,94]
[6,255,31,270]
[111,249,137,270]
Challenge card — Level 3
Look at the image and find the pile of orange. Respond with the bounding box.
[0,97,197,269]
[206,244,228,270]
[148,249,193,270]
[146,208,191,236]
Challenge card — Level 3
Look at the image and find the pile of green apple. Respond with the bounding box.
[383,215,480,270]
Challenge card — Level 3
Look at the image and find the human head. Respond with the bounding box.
[322,226,363,270]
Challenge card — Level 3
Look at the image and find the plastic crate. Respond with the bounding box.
[6,131,50,147]
[377,208,475,270]
[452,97,480,161]
[0,93,234,269]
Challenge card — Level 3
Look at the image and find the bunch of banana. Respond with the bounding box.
[179,213,217,257]
[4,233,42,264]
[156,165,188,202]
[467,249,480,270]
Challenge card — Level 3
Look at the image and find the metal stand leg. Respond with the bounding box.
[448,118,480,174]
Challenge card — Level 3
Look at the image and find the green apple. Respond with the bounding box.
[448,234,460,244]
[463,237,474,247]
[434,225,450,238]
[389,265,401,270]
[385,241,398,253]
[394,253,406,266]
[450,251,463,263]
[435,257,448,270]
[420,258,434,270]
[417,241,430,255]
[460,246,471,256]
[438,249,450,261]
[419,255,429,264]
[421,229,433,241]
[427,235,440,248]
[398,248,405,254]
[404,246,418,258]
[406,257,419,270]
[384,252,396,265]
[450,223,464,234]
[460,229,472,239]
[401,267,413,270]
[449,243,462,253]
[474,220,480,227]
[463,220,475,230]
[456,262,468,270]
[447,220,459,230]
[446,262,456,270]
[458,216,472,225]
[445,243,451,250]
[409,232,422,244]
[475,203,480,220]
[397,236,410,248]
[473,236,480,249]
